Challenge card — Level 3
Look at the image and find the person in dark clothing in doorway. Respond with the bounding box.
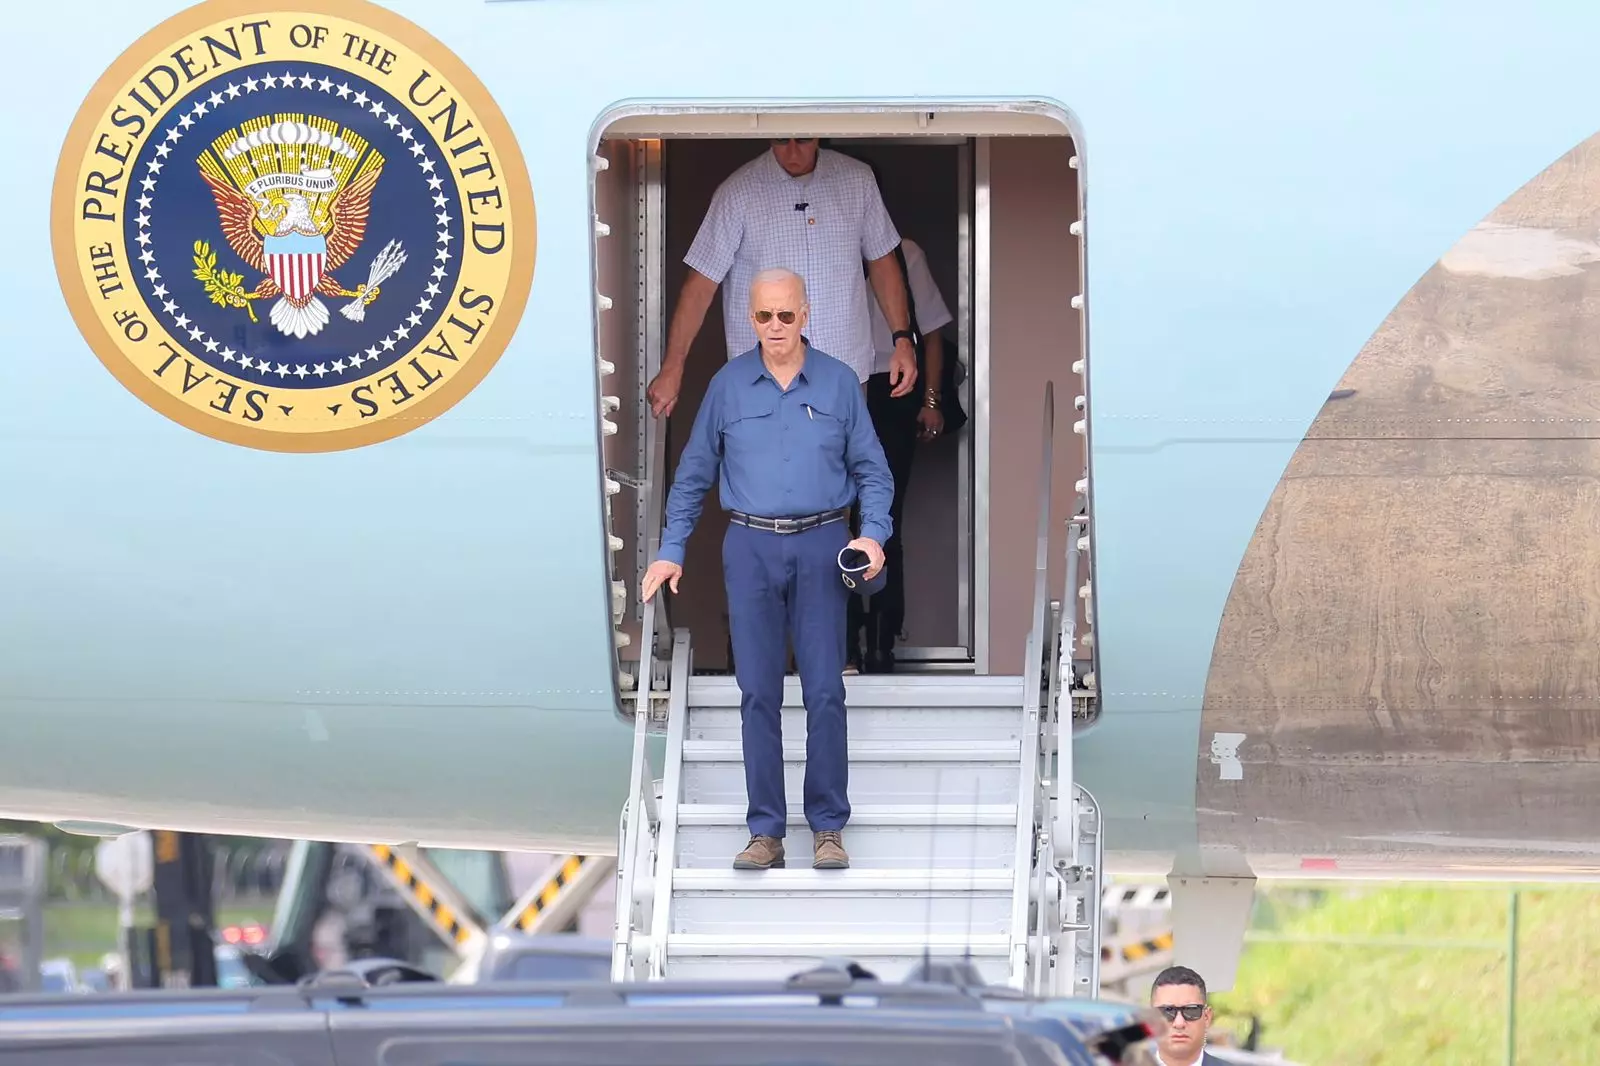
[847,234,954,672]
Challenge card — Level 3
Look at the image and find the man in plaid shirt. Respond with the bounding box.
[646,137,918,417]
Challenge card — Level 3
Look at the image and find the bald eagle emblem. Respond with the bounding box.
[192,115,407,339]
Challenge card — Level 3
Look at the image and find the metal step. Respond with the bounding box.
[686,674,1026,708]
[687,704,1022,744]
[687,674,1026,702]
[663,932,1012,983]
[681,739,1018,761]
[670,868,1014,935]
[681,675,1017,742]
[673,804,1017,870]
[678,740,1022,806]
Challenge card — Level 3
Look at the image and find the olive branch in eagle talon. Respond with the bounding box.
[193,240,260,322]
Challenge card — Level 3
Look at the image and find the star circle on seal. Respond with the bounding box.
[52,0,536,452]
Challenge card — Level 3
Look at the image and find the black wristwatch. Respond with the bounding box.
[891,329,915,345]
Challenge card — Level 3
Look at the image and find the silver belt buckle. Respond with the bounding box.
[740,509,838,533]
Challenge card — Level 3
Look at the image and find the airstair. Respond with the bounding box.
[608,382,1105,994]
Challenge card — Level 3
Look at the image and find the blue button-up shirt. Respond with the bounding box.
[658,344,894,567]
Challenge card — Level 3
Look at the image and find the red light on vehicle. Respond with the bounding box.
[221,926,242,943]
[1300,857,1338,870]
[242,924,265,945]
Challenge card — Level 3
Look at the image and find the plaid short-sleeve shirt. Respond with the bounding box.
[683,148,901,382]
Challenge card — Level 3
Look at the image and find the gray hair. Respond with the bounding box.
[749,267,808,308]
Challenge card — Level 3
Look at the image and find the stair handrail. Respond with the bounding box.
[611,699,656,980]
[645,626,692,978]
[623,405,673,719]
[1037,487,1097,993]
[1049,506,1087,863]
[612,625,687,982]
[612,399,673,969]
[1008,379,1055,988]
[1058,499,1094,724]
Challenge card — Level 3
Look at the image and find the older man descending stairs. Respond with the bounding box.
[642,268,895,872]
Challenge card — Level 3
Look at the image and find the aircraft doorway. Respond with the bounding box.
[593,108,1092,683]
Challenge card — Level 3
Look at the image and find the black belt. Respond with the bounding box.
[727,507,849,534]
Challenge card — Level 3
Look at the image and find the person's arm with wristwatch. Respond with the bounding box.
[867,252,919,396]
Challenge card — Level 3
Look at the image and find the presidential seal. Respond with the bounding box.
[52,1,536,451]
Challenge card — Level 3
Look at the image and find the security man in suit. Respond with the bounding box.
[641,267,894,871]
[1149,965,1219,1066]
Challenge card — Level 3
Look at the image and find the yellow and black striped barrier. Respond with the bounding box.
[511,855,589,932]
[1120,931,1174,962]
[369,844,476,947]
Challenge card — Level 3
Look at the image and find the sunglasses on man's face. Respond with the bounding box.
[1156,1004,1206,1022]
[753,309,798,324]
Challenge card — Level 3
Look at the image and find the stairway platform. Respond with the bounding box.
[633,648,1043,985]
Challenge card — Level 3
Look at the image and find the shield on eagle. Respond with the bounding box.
[263,231,329,304]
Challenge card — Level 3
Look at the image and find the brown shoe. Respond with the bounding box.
[813,830,849,869]
[733,835,785,869]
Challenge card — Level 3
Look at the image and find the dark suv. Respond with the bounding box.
[0,959,1160,1066]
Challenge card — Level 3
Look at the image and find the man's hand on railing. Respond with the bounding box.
[641,560,683,602]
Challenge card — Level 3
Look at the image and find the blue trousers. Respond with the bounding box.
[722,519,851,838]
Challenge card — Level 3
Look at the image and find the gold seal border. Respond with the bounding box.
[50,0,537,453]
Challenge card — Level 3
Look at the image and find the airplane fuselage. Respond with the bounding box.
[4,0,1600,886]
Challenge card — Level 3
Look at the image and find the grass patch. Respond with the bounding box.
[38,903,275,970]
[1210,884,1600,1065]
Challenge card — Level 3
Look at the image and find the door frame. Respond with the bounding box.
[600,108,1070,677]
[892,136,981,671]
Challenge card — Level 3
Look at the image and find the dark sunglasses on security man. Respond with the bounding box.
[1156,1004,1206,1022]
[753,310,798,324]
